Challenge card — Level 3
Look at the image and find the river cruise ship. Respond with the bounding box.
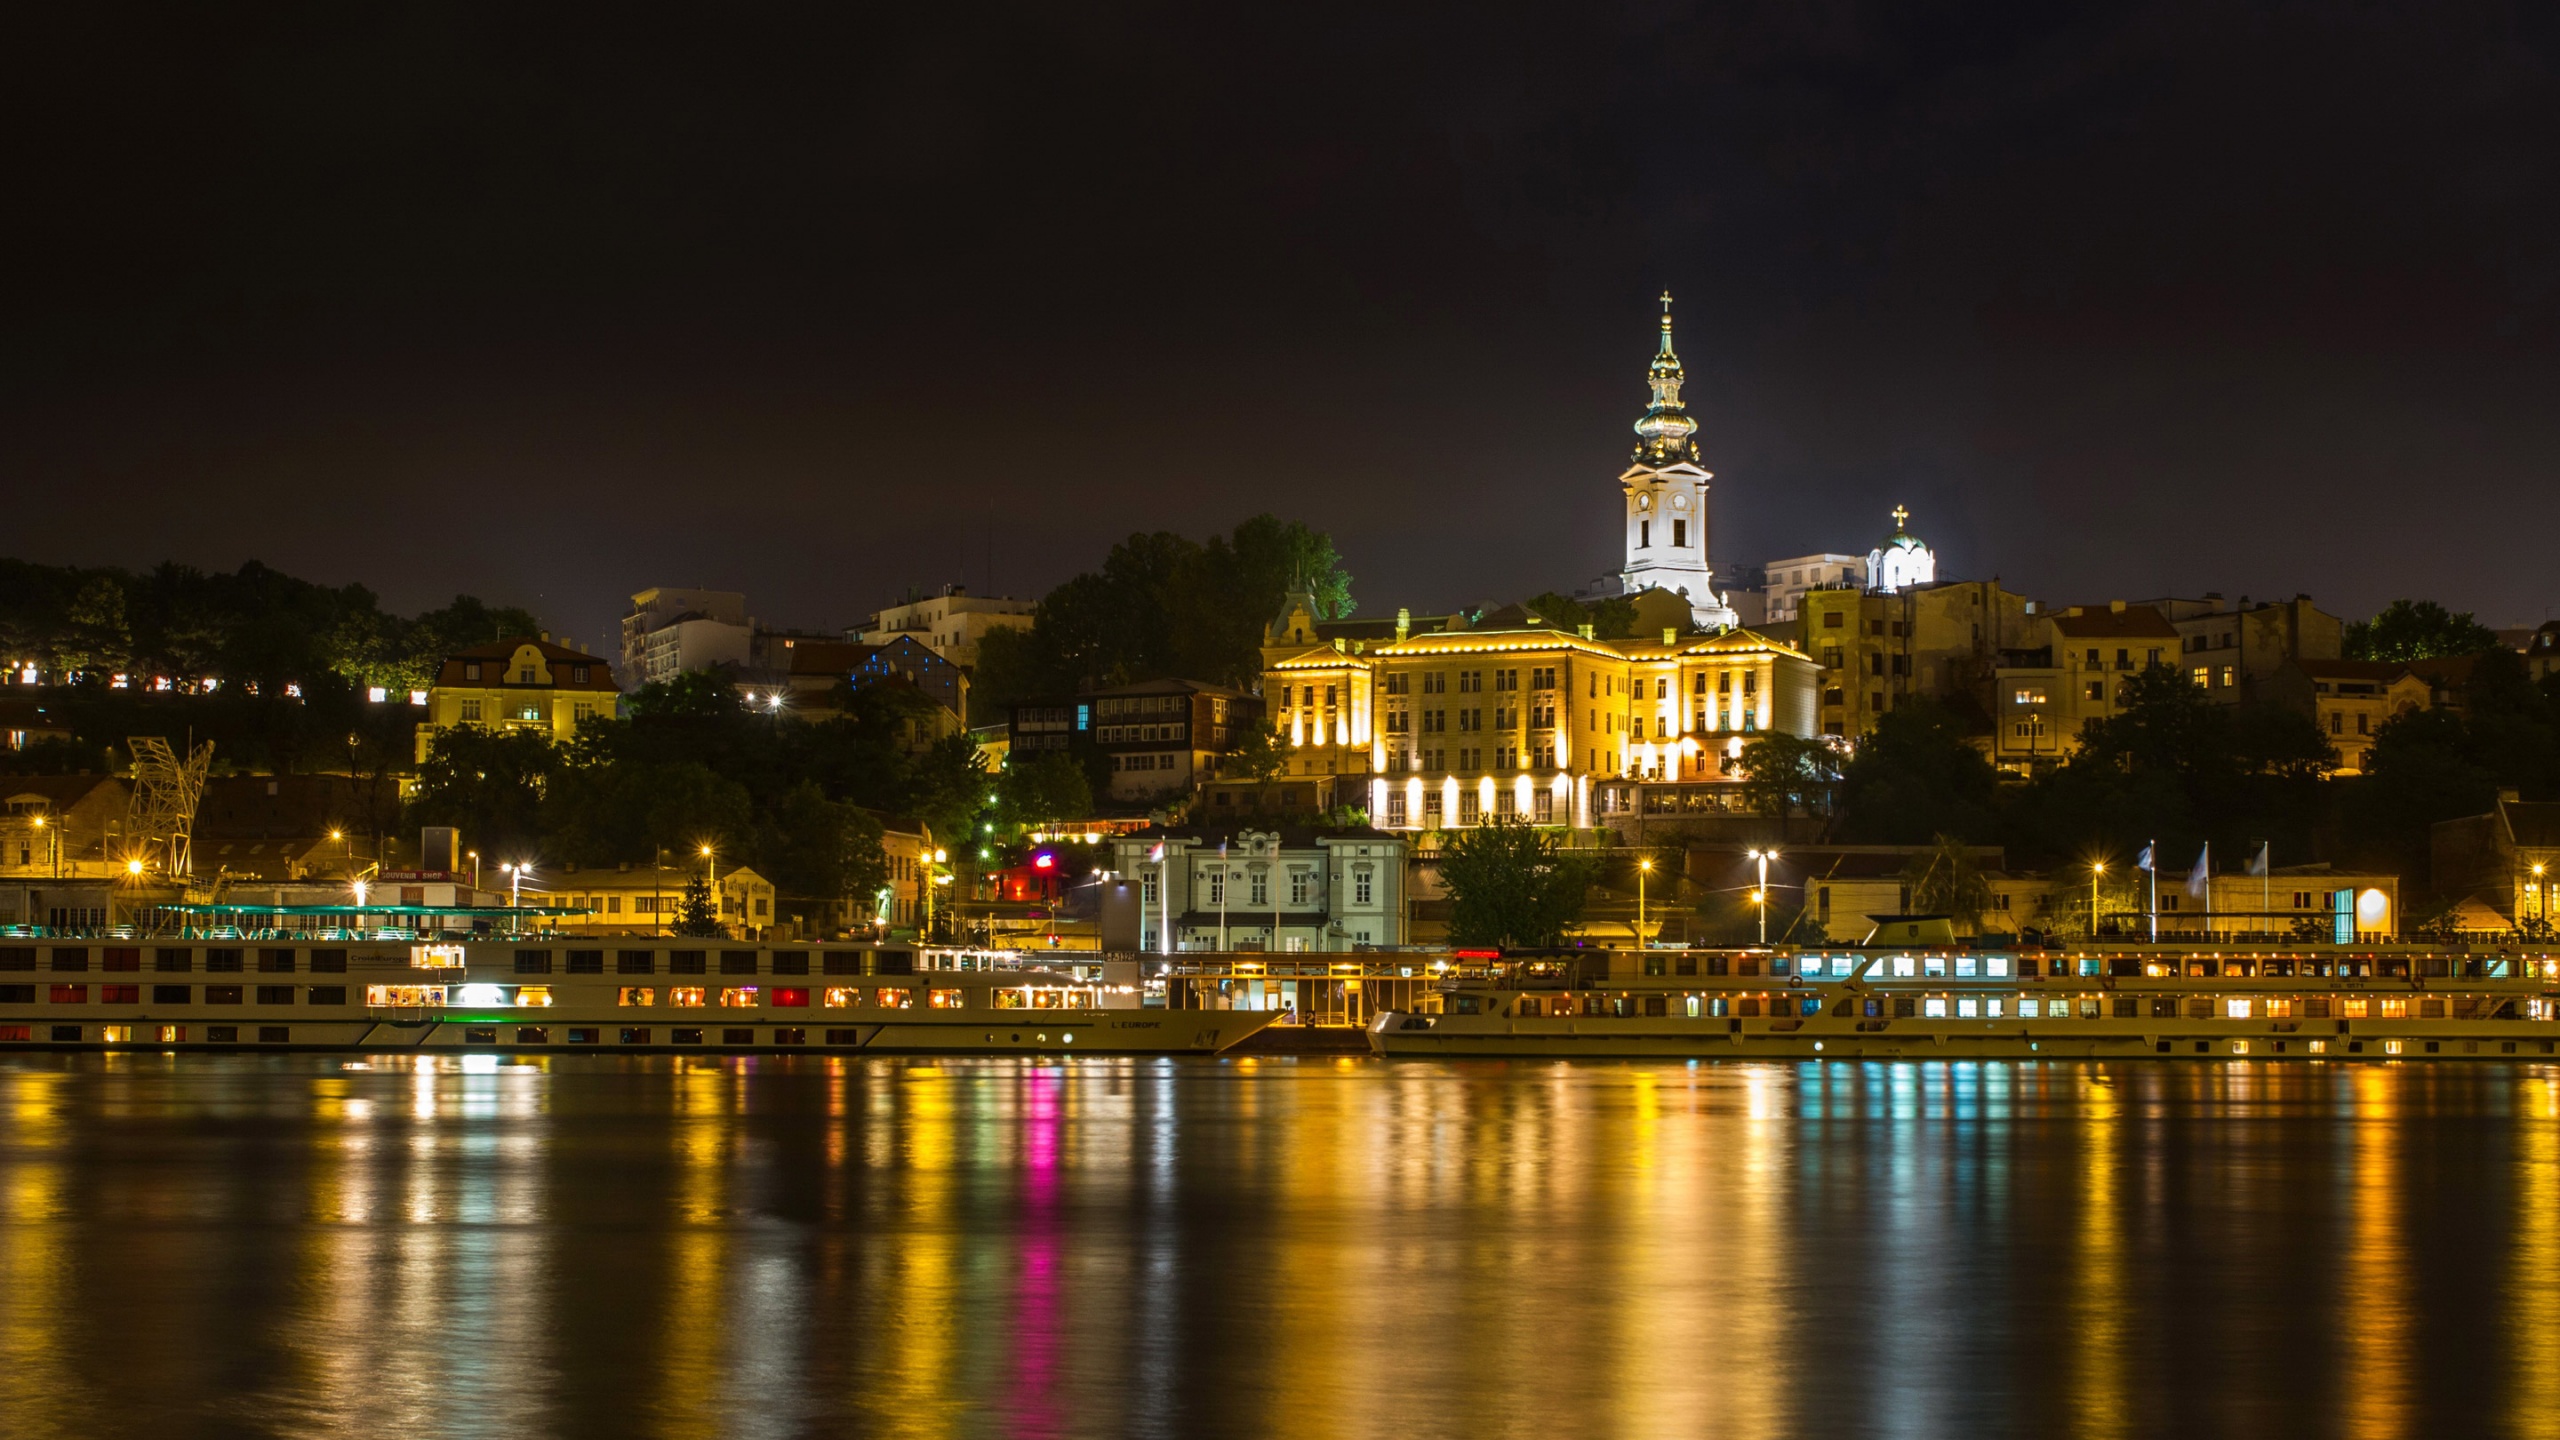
[1369,935,2560,1061]
[0,938,1275,1055]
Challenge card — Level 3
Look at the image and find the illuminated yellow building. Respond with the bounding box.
[1256,296,1820,834]
[415,638,620,762]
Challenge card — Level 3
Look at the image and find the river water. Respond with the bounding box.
[0,1054,2552,1439]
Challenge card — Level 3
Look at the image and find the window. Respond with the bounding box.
[460,699,484,722]
[310,949,347,973]
[259,948,295,973]
[2192,667,2210,688]
[1249,871,1269,905]
[2221,666,2235,687]
[102,984,139,1004]
[205,986,242,1005]
[672,1028,704,1045]
[206,949,244,973]
[514,950,552,974]
[1672,518,1687,548]
[309,986,347,1006]
[617,950,654,974]
[667,986,706,1007]
[874,988,914,1008]
[719,987,759,1008]
[257,986,295,1005]
[1289,870,1311,906]
[618,987,656,1006]
[929,988,965,1009]
[567,950,604,974]
[2087,680,2106,701]
[670,950,707,975]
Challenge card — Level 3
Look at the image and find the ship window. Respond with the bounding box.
[771,951,809,976]
[774,1028,806,1046]
[309,987,347,1006]
[718,987,759,1008]
[205,986,242,1005]
[2019,999,2040,1017]
[206,949,244,973]
[568,1028,600,1044]
[1987,957,2011,977]
[666,987,706,1008]
[1922,998,1948,1018]
[672,1028,704,1045]
[517,1027,548,1045]
[514,951,552,974]
[2342,997,2369,1018]
[825,988,859,1007]
[826,1029,861,1046]
[2225,998,2252,1019]
[669,951,707,975]
[1986,998,2006,1017]
[1955,956,1977,978]
[259,949,296,973]
[618,951,655,974]
[1892,956,1917,977]
[1923,956,1947,977]
[723,1028,755,1045]
[155,948,192,972]
[2380,998,2408,1019]
[721,952,758,975]
[1956,998,1979,1018]
[516,987,553,1008]
[256,986,295,1005]
[566,950,604,974]
[773,987,810,1008]
[620,1028,651,1045]
[309,950,348,973]
[875,988,914,1009]
[929,989,965,1009]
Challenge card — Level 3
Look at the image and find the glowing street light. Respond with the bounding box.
[2091,860,2107,938]
[1745,848,1779,944]
[1637,856,1653,948]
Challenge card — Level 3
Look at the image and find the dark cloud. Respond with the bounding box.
[3,1,2555,650]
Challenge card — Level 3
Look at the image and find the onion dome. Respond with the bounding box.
[1631,291,1701,464]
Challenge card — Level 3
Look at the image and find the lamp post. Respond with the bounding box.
[468,849,480,891]
[2536,862,2549,931]
[2090,861,2106,939]
[701,843,716,928]
[1746,848,1777,945]
[1636,856,1653,948]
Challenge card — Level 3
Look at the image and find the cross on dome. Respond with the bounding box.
[1892,504,1909,529]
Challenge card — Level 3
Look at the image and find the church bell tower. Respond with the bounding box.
[1617,293,1734,629]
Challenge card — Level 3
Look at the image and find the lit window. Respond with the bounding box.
[772,987,809,1008]
[618,987,656,1007]
[2020,999,2042,1018]
[516,986,553,1007]
[824,987,859,1008]
[929,988,966,1009]
[874,988,914,1009]
[1922,998,1948,1018]
[1986,998,2006,1017]
[2379,998,2407,1019]
[667,987,706,1008]
[2224,998,2252,1019]
[718,987,759,1008]
[1956,997,1980,1018]
[2342,997,2369,1018]
[1892,956,1917,977]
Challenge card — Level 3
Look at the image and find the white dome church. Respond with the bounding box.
[1866,505,1936,594]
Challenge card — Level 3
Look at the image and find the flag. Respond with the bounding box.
[2246,841,2270,876]
[2136,843,2155,872]
[1148,843,1165,863]
[2187,843,2210,898]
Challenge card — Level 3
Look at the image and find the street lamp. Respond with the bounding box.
[1637,856,1652,948]
[1746,848,1778,945]
[2536,862,2549,929]
[2090,861,2107,939]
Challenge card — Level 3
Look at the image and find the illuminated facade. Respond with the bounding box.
[1252,293,1828,833]
[1263,601,1819,833]
[415,639,620,763]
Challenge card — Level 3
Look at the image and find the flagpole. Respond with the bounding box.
[2147,839,2157,943]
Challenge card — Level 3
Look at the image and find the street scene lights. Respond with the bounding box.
[1637,856,1652,947]
[2091,860,2107,937]
[1745,848,1777,944]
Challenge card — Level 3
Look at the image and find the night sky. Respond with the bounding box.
[7,4,2556,655]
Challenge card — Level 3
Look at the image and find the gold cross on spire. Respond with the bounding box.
[1892,504,1910,529]
[1659,290,1674,315]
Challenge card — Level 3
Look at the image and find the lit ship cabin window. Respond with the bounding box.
[718,987,759,1008]
[365,985,448,1007]
[874,988,914,1009]
[667,987,706,1008]
[928,989,965,1009]
[824,988,859,1007]
[618,988,656,1007]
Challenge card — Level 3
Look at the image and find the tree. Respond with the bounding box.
[997,752,1093,832]
[1438,819,1593,948]
[2345,600,2501,663]
[753,782,888,924]
[1835,698,2002,845]
[1737,733,1841,819]
[672,875,723,937]
[1902,834,1994,933]
[408,726,559,859]
[1220,719,1288,809]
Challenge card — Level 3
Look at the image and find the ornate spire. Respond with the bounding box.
[1632,290,1700,464]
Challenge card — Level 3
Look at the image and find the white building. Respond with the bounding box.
[1757,552,1869,623]
[1866,507,1937,594]
[1108,827,1406,952]
[621,588,752,689]
[860,585,1035,669]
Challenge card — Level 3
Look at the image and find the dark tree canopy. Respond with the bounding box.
[1438,818,1592,948]
[2345,599,2501,663]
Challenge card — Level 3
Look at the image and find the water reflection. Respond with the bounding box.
[4,1056,2560,1437]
